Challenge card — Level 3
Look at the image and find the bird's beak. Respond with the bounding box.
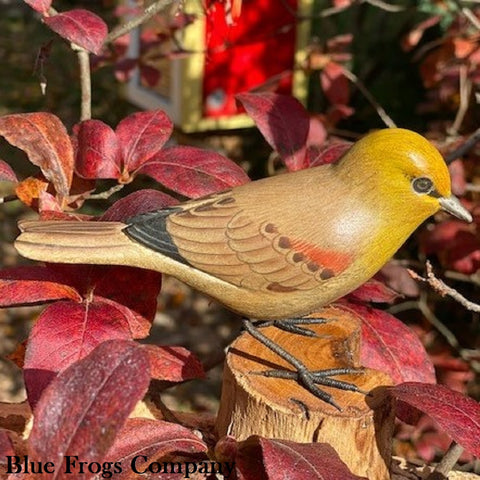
[439,195,472,223]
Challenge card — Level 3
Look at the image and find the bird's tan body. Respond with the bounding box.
[15,129,469,319]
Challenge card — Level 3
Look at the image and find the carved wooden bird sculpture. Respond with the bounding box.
[15,128,472,405]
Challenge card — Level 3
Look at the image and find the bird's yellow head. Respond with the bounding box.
[341,128,472,223]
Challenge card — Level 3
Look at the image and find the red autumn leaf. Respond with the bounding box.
[347,278,400,304]
[29,340,150,480]
[306,141,352,167]
[327,104,355,125]
[44,9,108,55]
[453,38,477,59]
[142,345,205,382]
[389,382,480,457]
[114,58,138,83]
[75,119,121,179]
[0,428,27,479]
[237,93,309,172]
[101,189,178,222]
[333,0,352,7]
[66,176,96,211]
[45,263,161,325]
[105,418,207,479]
[236,436,366,480]
[0,113,73,197]
[415,429,461,463]
[321,61,349,106]
[140,146,250,198]
[448,159,467,196]
[215,436,238,463]
[139,64,161,87]
[420,220,480,274]
[0,160,17,183]
[38,191,63,213]
[432,352,474,394]
[116,110,173,174]
[0,429,16,464]
[0,266,81,307]
[306,116,328,146]
[24,299,149,406]
[346,304,436,384]
[23,0,51,14]
[89,268,161,323]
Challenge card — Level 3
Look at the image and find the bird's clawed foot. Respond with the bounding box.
[242,319,365,410]
[256,317,329,337]
[262,368,367,411]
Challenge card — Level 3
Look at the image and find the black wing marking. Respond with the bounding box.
[125,207,190,265]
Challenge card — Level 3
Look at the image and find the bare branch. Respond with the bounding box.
[452,0,480,30]
[106,0,178,44]
[417,291,461,350]
[426,441,464,480]
[73,46,92,121]
[445,126,480,164]
[409,261,480,313]
[341,67,397,128]
[88,184,125,200]
[363,0,405,12]
[0,195,18,204]
[448,65,472,137]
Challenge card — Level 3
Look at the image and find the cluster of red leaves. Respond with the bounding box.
[1,89,479,478]
[93,11,196,88]
[306,34,354,129]
[403,4,480,123]
[25,0,107,55]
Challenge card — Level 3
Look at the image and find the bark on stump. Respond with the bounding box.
[216,305,395,480]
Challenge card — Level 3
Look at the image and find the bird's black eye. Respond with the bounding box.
[412,176,434,194]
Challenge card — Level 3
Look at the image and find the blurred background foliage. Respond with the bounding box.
[0,0,479,468]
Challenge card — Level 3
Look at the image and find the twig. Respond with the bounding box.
[284,0,352,20]
[388,294,480,373]
[465,182,480,192]
[106,0,178,44]
[294,0,404,20]
[409,261,480,313]
[445,268,480,286]
[448,65,472,136]
[73,46,92,121]
[0,195,18,204]
[88,184,125,200]
[426,441,464,479]
[363,0,405,12]
[452,0,480,31]
[445,126,480,164]
[341,67,397,128]
[417,291,461,350]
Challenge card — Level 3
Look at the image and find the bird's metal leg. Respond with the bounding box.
[242,319,366,411]
[256,317,329,337]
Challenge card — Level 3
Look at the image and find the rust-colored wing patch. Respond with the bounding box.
[164,192,352,293]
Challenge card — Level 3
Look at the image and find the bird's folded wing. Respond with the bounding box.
[127,192,352,293]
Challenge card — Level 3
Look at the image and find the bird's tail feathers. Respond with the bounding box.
[15,220,132,266]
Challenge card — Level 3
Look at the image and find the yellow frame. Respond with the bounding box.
[125,0,313,132]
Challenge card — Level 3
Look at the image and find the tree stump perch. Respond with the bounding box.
[215,305,395,480]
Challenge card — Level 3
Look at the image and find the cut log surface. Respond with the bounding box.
[216,305,395,480]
